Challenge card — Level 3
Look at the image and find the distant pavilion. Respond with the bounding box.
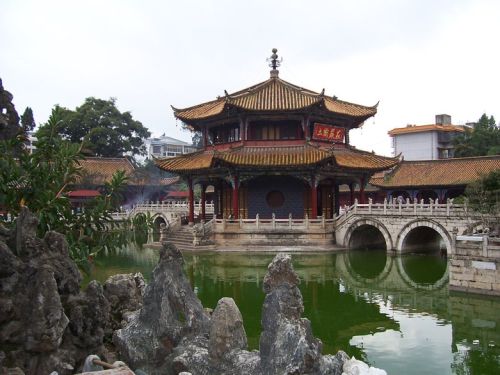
[156,49,399,224]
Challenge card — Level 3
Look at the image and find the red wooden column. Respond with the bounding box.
[232,175,239,219]
[188,177,194,224]
[200,184,206,221]
[311,176,318,219]
[359,176,366,204]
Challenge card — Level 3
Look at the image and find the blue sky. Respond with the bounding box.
[1,0,499,155]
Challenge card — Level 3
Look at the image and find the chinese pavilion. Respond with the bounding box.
[156,49,399,225]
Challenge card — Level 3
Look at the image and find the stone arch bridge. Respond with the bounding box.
[335,200,480,254]
[111,201,215,227]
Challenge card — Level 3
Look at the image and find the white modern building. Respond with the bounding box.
[145,134,198,159]
[389,114,466,160]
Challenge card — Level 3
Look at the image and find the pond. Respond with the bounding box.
[84,245,500,374]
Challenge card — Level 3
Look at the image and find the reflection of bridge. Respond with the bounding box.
[335,200,477,254]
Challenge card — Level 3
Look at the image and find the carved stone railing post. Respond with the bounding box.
[429,198,434,214]
[383,198,387,215]
[289,213,292,229]
[272,213,276,229]
[398,200,402,215]
[305,214,309,230]
[446,198,451,216]
[256,213,260,229]
[354,199,358,214]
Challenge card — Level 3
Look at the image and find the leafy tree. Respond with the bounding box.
[464,170,500,231]
[35,97,151,158]
[454,114,500,157]
[181,122,203,149]
[465,170,500,214]
[20,106,36,133]
[0,107,140,266]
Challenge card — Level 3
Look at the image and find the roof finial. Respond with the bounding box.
[267,48,282,78]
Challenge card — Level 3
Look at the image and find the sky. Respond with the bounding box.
[1,0,499,156]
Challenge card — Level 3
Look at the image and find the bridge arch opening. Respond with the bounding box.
[349,224,387,251]
[152,215,168,242]
[401,226,445,254]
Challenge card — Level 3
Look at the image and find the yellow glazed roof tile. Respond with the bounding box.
[370,156,500,187]
[173,77,377,121]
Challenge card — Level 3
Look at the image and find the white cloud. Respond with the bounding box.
[1,0,498,148]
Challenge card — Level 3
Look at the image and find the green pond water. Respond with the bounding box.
[84,245,500,374]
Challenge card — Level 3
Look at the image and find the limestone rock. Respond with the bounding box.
[0,78,21,142]
[23,267,69,352]
[113,242,210,373]
[0,208,109,374]
[104,273,145,329]
[259,253,323,375]
[66,280,111,350]
[208,297,247,360]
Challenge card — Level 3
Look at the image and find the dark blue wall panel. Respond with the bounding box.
[247,176,305,219]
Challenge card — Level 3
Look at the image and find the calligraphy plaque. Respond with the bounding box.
[312,123,345,142]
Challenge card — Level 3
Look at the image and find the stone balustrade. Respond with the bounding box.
[450,235,500,296]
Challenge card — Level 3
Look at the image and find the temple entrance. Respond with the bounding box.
[246,176,306,219]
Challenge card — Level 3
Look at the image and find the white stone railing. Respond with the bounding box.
[132,200,214,214]
[214,213,335,231]
[455,235,500,259]
[335,198,467,226]
[109,200,215,221]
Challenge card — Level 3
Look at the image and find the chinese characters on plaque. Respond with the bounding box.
[312,123,345,142]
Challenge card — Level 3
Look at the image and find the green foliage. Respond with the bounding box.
[20,106,36,133]
[181,121,202,148]
[464,170,500,218]
[1,108,149,267]
[131,212,154,232]
[35,97,151,159]
[454,114,500,157]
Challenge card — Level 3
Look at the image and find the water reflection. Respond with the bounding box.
[84,245,500,374]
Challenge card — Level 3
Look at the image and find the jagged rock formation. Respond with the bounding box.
[114,246,365,375]
[0,208,143,375]
[0,207,385,374]
[113,242,210,374]
[0,78,21,142]
[104,273,145,330]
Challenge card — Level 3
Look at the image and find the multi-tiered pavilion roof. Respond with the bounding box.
[157,49,399,222]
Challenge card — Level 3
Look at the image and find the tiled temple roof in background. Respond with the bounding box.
[78,157,135,185]
[370,156,500,188]
[388,124,465,136]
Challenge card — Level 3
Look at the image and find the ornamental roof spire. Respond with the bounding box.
[267,48,282,78]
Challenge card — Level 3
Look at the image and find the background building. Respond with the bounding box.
[145,134,198,159]
[389,114,466,160]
